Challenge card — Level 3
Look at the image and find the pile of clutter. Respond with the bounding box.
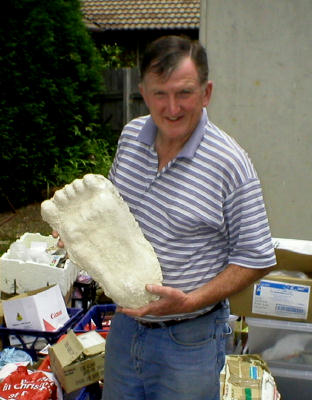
[0,328,106,400]
[0,233,109,399]
[229,237,312,400]
[1,233,312,400]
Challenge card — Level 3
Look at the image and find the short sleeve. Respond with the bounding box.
[224,179,276,268]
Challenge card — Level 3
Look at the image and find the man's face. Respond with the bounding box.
[139,57,212,144]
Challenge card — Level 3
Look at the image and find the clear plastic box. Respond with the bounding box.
[246,317,312,370]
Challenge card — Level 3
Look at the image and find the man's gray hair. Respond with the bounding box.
[140,35,209,85]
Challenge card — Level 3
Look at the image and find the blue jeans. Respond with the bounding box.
[102,303,230,400]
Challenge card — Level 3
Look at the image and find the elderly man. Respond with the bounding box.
[101,35,276,400]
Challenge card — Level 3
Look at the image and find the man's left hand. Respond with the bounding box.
[118,284,192,317]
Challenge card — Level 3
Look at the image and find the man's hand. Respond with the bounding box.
[118,284,194,318]
[118,263,276,318]
[52,230,65,248]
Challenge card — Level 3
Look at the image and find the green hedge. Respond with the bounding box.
[0,0,114,210]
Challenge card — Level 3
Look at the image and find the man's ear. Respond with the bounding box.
[203,80,213,107]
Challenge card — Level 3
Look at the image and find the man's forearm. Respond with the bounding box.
[189,263,276,311]
[120,264,276,317]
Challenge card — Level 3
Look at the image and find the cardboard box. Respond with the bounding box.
[0,232,78,297]
[220,354,280,400]
[0,306,83,358]
[49,330,106,393]
[2,285,69,332]
[1,287,47,348]
[1,285,74,309]
[230,238,312,322]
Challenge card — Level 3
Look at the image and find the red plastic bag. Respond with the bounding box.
[0,365,57,399]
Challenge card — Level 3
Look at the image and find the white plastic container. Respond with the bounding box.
[246,316,312,371]
[270,366,312,400]
[0,233,79,297]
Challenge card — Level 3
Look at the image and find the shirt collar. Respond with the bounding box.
[137,108,208,159]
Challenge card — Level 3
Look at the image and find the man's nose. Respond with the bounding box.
[167,95,180,115]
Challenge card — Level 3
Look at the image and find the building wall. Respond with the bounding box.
[200,0,312,240]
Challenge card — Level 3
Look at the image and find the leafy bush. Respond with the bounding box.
[100,43,136,69]
[0,0,115,210]
[50,135,115,193]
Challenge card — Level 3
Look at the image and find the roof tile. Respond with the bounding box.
[81,0,200,30]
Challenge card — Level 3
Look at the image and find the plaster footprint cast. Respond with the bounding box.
[41,174,163,308]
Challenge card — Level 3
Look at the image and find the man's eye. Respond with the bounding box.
[179,90,192,97]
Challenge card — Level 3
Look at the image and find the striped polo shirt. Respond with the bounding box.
[108,108,276,319]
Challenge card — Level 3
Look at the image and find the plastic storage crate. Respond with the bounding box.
[246,317,312,370]
[74,383,103,400]
[270,366,312,400]
[74,304,116,337]
[0,308,83,360]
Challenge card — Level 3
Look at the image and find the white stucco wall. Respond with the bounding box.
[200,0,312,240]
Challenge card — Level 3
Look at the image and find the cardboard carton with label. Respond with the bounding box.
[48,330,106,393]
[2,285,69,332]
[230,238,312,322]
[220,354,280,400]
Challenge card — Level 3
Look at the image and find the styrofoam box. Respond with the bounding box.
[270,366,312,400]
[0,233,79,297]
[246,317,312,371]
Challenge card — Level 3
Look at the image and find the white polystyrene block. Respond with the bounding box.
[0,233,79,296]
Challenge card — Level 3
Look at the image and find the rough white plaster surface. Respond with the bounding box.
[41,174,163,308]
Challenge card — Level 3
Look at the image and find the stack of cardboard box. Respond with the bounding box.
[229,238,312,400]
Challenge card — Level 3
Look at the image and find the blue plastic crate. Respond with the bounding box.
[0,308,83,360]
[75,387,88,400]
[74,383,102,400]
[74,304,116,337]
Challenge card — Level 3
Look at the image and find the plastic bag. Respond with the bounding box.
[0,365,57,399]
[0,348,33,368]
